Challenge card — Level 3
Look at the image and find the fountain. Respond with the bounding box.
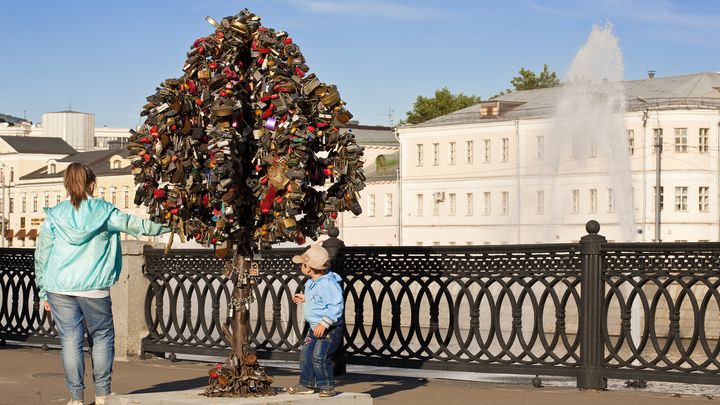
[543,22,635,242]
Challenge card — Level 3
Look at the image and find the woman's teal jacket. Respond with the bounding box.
[34,197,169,300]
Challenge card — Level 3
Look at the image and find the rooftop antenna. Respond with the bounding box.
[68,100,72,111]
[386,101,395,127]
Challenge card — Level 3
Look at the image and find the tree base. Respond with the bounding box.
[203,351,275,397]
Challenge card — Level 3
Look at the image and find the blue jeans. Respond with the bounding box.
[299,323,343,390]
[47,293,114,402]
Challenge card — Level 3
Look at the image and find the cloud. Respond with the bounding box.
[285,0,440,21]
[526,0,720,46]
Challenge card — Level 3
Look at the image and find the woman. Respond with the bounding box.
[34,163,170,405]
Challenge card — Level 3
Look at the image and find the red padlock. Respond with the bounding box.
[260,185,277,214]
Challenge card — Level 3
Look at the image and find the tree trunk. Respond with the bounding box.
[231,256,251,355]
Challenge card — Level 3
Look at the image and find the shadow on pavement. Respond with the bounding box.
[129,376,208,394]
[337,373,429,398]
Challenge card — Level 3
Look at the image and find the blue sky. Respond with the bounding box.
[1,0,719,128]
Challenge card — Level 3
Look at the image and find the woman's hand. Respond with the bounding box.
[43,300,51,312]
[292,293,305,304]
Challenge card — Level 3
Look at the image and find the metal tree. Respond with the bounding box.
[128,9,364,397]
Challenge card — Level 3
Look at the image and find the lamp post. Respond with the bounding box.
[1,164,5,248]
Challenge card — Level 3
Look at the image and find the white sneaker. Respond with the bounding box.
[95,394,115,405]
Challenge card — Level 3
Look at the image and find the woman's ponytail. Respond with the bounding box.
[63,163,96,209]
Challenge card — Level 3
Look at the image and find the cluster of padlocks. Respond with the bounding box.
[128,9,365,254]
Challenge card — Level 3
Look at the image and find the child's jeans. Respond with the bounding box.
[298,323,343,389]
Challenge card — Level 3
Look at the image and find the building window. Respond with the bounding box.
[110,188,117,205]
[32,195,38,212]
[466,193,473,216]
[416,144,424,166]
[416,194,424,217]
[589,189,597,213]
[674,128,687,152]
[482,139,491,163]
[501,138,509,161]
[433,143,440,165]
[56,195,61,204]
[607,188,615,212]
[21,194,26,213]
[448,142,456,165]
[433,241,441,246]
[571,189,579,214]
[49,163,56,174]
[627,130,634,156]
[483,192,491,216]
[536,190,544,215]
[536,136,544,160]
[8,197,13,213]
[653,128,663,153]
[654,186,664,211]
[123,186,129,208]
[699,128,709,153]
[699,186,709,212]
[675,187,688,211]
[466,141,474,164]
[433,199,440,216]
[44,194,49,207]
[99,187,105,200]
[449,193,456,216]
[384,193,392,216]
[368,194,376,217]
[113,160,121,169]
[501,191,509,215]
[9,168,13,183]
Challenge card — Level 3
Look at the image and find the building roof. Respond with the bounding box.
[0,136,77,154]
[21,148,130,180]
[342,124,398,146]
[0,113,29,126]
[409,72,720,128]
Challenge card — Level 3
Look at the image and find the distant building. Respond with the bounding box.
[398,72,720,245]
[335,125,399,246]
[0,110,130,151]
[8,148,161,247]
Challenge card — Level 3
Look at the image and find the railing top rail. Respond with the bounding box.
[143,243,581,258]
[604,242,720,252]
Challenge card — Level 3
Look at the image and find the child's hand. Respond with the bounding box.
[313,323,327,338]
[292,293,305,304]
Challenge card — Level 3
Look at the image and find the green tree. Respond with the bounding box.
[404,87,481,125]
[492,64,560,98]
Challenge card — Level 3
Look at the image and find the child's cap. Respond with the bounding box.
[292,243,330,270]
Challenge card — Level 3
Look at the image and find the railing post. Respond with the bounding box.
[577,220,607,389]
[111,241,152,360]
[322,227,346,376]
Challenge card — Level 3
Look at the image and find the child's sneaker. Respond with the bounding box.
[319,388,336,397]
[287,384,314,395]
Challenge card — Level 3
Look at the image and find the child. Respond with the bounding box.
[288,244,344,397]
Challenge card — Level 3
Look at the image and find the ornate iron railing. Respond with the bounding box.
[4,222,720,388]
[0,248,56,345]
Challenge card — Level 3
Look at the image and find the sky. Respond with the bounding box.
[1,0,719,129]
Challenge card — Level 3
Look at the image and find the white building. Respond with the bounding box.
[0,111,130,150]
[335,125,399,246]
[397,72,720,245]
